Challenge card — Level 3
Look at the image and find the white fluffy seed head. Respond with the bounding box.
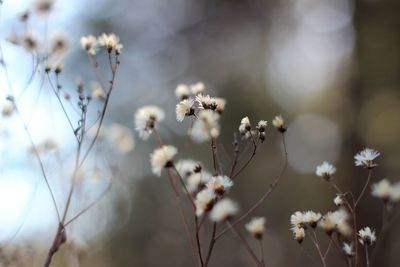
[291,226,305,244]
[206,175,233,195]
[272,115,285,132]
[80,35,98,55]
[150,145,177,176]
[343,243,354,257]
[290,211,304,229]
[315,161,336,181]
[389,182,400,203]
[98,33,123,53]
[176,99,194,122]
[245,217,266,239]
[190,110,220,143]
[175,84,190,100]
[303,211,322,228]
[354,148,380,169]
[215,97,227,114]
[195,189,216,217]
[358,227,376,246]
[106,124,135,153]
[371,178,391,201]
[190,82,205,95]
[209,198,238,222]
[318,209,351,236]
[134,105,165,140]
[334,195,344,206]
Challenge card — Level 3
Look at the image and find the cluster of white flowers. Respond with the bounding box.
[354,148,380,169]
[358,227,376,246]
[80,33,123,55]
[209,198,239,222]
[176,159,212,193]
[290,211,322,243]
[238,116,268,142]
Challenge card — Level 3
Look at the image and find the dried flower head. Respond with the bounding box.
[195,189,216,217]
[303,211,322,228]
[196,94,217,110]
[215,97,226,114]
[22,32,39,52]
[272,115,286,132]
[175,159,199,178]
[315,161,336,181]
[134,105,165,140]
[33,0,54,15]
[354,148,380,169]
[190,110,220,143]
[343,243,354,257]
[175,84,190,100]
[358,227,376,246]
[150,145,177,176]
[389,182,400,203]
[50,33,69,57]
[2,102,14,116]
[91,82,106,101]
[318,209,351,236]
[209,198,239,222]
[190,82,205,95]
[80,35,98,55]
[292,226,305,244]
[334,194,344,206]
[256,120,267,133]
[290,211,305,229]
[187,171,212,193]
[176,99,195,122]
[245,217,266,239]
[206,175,233,195]
[98,33,123,53]
[371,178,391,201]
[239,117,251,135]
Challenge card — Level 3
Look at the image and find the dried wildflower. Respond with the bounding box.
[256,120,267,133]
[206,175,233,195]
[80,35,98,55]
[292,226,305,244]
[51,34,69,56]
[190,82,205,95]
[98,33,123,53]
[215,97,226,114]
[210,198,238,222]
[290,211,305,229]
[318,209,351,236]
[239,117,251,135]
[315,161,336,181]
[195,189,216,217]
[134,105,165,140]
[175,84,190,100]
[91,82,106,101]
[272,115,286,132]
[245,217,266,239]
[186,171,212,193]
[343,243,354,257]
[175,159,199,178]
[150,145,177,176]
[371,178,391,201]
[303,211,322,228]
[176,99,195,122]
[190,110,220,143]
[33,0,54,15]
[334,195,344,206]
[106,124,135,153]
[354,148,380,169]
[389,182,400,203]
[2,102,14,116]
[22,32,39,52]
[196,94,217,110]
[358,227,376,246]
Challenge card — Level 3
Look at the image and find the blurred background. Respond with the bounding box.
[0,0,400,266]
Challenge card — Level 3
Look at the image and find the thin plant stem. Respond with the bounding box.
[364,246,369,267]
[204,222,217,267]
[259,239,266,267]
[166,169,199,267]
[216,133,288,240]
[310,229,327,267]
[355,169,373,207]
[226,220,262,267]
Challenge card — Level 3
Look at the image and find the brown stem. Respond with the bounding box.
[226,220,262,267]
[215,133,288,240]
[310,230,327,267]
[204,223,217,267]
